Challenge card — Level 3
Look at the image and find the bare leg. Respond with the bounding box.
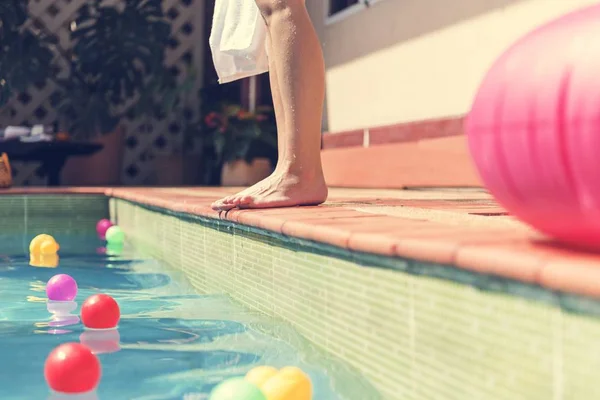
[216,36,286,206]
[212,0,328,210]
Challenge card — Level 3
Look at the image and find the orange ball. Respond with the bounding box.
[260,367,312,400]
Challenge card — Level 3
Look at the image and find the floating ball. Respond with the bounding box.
[30,234,59,255]
[46,274,78,301]
[81,294,120,329]
[40,241,60,255]
[30,253,59,268]
[210,378,266,400]
[260,367,312,400]
[105,226,124,245]
[96,219,113,240]
[466,4,600,249]
[44,343,101,394]
[30,234,53,252]
[105,242,124,256]
[245,366,279,387]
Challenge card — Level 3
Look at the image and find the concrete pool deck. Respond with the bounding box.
[3,186,600,300]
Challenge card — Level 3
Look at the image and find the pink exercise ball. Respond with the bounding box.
[96,219,113,240]
[466,4,600,249]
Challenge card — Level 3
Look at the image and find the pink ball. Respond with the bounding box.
[46,274,78,301]
[466,4,600,249]
[96,219,113,240]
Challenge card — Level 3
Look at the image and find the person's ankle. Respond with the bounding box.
[276,161,324,182]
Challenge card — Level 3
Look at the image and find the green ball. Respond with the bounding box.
[106,241,124,256]
[105,225,125,244]
[209,378,266,400]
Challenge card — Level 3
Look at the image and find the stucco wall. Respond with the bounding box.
[308,0,598,133]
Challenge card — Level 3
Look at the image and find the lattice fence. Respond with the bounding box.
[0,0,206,186]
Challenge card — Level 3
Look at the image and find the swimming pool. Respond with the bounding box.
[0,233,380,399]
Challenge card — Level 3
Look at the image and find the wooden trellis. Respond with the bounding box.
[0,0,206,186]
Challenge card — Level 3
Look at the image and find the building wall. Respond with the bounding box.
[308,0,598,133]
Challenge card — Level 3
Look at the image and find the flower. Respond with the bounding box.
[204,112,223,128]
[236,110,254,120]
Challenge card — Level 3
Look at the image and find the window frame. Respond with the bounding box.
[324,0,388,26]
[325,0,365,26]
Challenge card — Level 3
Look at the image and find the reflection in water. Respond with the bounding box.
[47,391,98,400]
[96,243,124,257]
[80,329,121,354]
[47,301,78,315]
[30,254,59,268]
[46,301,80,334]
[106,243,124,257]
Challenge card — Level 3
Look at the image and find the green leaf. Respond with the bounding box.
[0,3,55,94]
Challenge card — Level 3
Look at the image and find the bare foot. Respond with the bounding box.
[211,170,328,211]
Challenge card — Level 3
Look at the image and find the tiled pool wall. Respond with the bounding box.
[0,195,108,249]
[111,198,600,400]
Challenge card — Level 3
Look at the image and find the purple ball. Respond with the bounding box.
[96,219,113,240]
[46,274,78,301]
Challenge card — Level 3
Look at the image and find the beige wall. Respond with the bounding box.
[308,0,598,133]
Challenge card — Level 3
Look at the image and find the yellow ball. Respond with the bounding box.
[29,234,59,255]
[245,366,279,387]
[30,253,59,268]
[29,234,55,253]
[40,240,59,255]
[260,367,312,400]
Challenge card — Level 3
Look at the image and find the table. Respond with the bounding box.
[0,140,103,186]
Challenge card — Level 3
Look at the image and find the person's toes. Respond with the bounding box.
[222,196,235,204]
[239,195,253,204]
[218,203,237,211]
[225,196,240,206]
[227,195,251,206]
[211,199,236,211]
[210,200,222,210]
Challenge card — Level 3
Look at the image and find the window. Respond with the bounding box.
[328,0,361,17]
[326,0,381,24]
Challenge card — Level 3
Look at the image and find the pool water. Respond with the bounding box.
[0,234,379,400]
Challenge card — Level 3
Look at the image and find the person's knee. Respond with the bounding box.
[254,0,304,23]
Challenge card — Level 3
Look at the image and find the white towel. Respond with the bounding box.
[209,0,269,84]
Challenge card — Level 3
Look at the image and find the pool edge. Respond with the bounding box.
[112,197,600,400]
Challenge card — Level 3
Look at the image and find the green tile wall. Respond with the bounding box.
[1,195,108,238]
[113,199,600,400]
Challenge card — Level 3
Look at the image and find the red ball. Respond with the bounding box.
[81,294,120,329]
[44,343,101,393]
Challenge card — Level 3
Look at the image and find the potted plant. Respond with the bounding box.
[147,68,207,186]
[201,97,278,186]
[0,1,55,107]
[37,0,176,185]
